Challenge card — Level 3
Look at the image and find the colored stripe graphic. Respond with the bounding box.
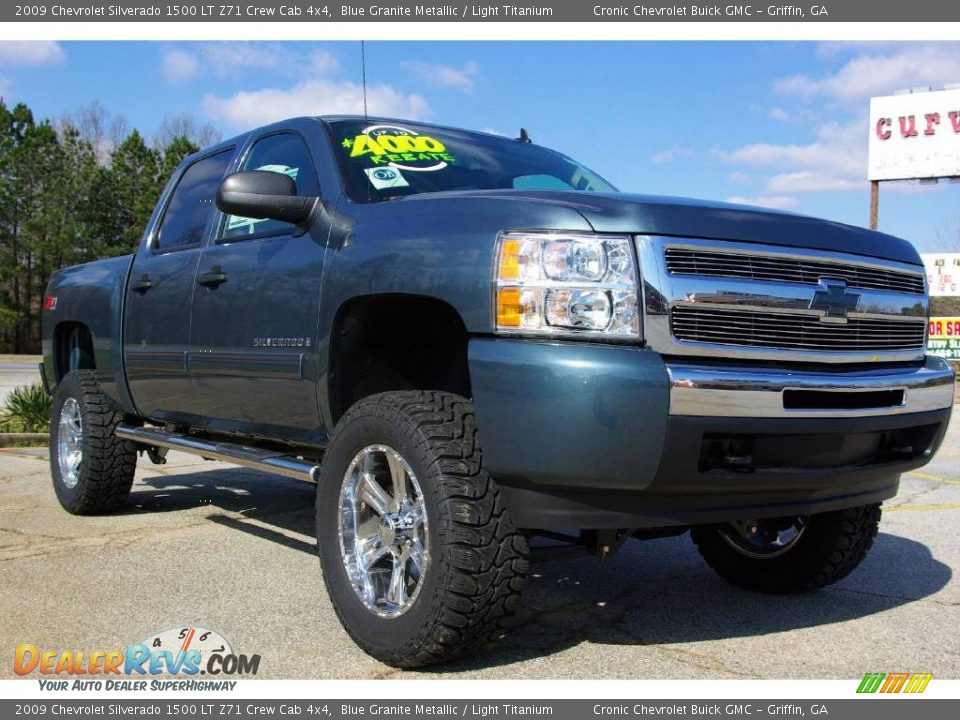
[904,673,933,694]
[880,672,910,693]
[857,673,885,693]
[857,672,932,694]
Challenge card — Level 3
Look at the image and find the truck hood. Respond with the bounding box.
[408,190,921,266]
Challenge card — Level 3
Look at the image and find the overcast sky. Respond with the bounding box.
[1,40,958,252]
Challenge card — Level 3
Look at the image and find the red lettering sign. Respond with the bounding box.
[876,118,892,140]
[899,116,918,138]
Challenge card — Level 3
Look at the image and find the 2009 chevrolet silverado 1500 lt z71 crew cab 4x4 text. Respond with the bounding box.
[41,117,955,667]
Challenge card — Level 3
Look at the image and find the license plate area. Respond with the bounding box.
[782,388,905,411]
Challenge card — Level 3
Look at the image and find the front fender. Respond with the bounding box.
[314,195,596,427]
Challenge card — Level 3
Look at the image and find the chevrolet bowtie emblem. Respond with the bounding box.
[810,279,860,322]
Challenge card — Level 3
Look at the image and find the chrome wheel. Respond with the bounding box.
[719,516,807,559]
[57,397,83,489]
[338,444,429,618]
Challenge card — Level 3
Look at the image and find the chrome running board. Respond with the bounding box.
[115,425,321,483]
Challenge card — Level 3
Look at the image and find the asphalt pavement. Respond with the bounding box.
[0,410,957,679]
[0,355,42,406]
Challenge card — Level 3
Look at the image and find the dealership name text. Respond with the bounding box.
[593,706,826,717]
[876,109,960,140]
[593,5,827,17]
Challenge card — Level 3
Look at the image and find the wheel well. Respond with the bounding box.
[329,295,471,424]
[53,322,95,381]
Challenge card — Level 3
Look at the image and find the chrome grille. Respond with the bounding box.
[664,247,925,295]
[671,306,926,352]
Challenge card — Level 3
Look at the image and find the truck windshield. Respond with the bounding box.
[326,119,617,202]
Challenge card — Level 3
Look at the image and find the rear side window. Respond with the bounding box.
[154,149,233,251]
[220,133,320,241]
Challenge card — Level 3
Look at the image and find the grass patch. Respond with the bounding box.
[1,383,52,434]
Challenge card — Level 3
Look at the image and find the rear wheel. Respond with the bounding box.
[50,371,137,514]
[691,504,881,594]
[317,391,528,668]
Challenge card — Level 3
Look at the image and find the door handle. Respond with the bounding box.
[197,266,228,287]
[130,274,152,293]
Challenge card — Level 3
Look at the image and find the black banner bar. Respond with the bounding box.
[5,1,960,23]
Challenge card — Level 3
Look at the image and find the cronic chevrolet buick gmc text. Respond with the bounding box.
[41,117,955,667]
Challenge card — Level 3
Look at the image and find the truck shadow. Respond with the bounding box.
[128,466,951,672]
[440,530,952,672]
[128,466,318,555]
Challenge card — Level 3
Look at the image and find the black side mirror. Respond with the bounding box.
[216,170,316,225]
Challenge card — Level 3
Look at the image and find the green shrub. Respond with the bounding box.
[2,383,52,433]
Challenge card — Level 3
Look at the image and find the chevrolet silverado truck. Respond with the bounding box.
[42,116,955,667]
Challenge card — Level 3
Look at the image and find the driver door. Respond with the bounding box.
[187,131,327,442]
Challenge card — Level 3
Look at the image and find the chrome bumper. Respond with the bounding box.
[667,355,956,418]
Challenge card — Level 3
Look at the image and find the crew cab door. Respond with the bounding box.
[187,131,327,442]
[123,147,235,421]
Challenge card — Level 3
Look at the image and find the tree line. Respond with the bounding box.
[0,99,221,354]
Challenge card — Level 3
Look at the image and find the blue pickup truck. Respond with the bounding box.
[41,116,954,667]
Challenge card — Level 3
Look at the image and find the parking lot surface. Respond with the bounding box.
[0,410,957,680]
[0,355,41,405]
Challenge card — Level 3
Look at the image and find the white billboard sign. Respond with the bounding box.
[868,88,960,181]
[922,252,960,297]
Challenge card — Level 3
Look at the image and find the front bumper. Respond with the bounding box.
[469,339,954,529]
[667,356,955,418]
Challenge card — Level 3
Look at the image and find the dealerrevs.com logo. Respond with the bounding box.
[14,626,260,691]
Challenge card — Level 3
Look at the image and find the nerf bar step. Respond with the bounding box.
[115,425,321,483]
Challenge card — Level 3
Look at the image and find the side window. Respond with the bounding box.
[154,149,233,252]
[220,133,321,241]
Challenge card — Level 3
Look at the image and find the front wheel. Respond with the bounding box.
[316,391,528,668]
[691,504,881,594]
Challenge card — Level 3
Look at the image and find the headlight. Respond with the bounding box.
[494,231,640,339]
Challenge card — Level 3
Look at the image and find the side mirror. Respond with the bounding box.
[216,170,316,225]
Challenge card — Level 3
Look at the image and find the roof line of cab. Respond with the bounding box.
[183,115,515,167]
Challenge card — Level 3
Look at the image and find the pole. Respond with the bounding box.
[869,180,879,230]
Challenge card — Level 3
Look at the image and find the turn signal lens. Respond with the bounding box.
[496,288,540,329]
[496,288,523,327]
[498,240,521,281]
[496,237,540,282]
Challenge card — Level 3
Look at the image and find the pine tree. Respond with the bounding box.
[103,129,161,253]
[0,101,38,352]
[159,135,200,186]
[0,100,219,352]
